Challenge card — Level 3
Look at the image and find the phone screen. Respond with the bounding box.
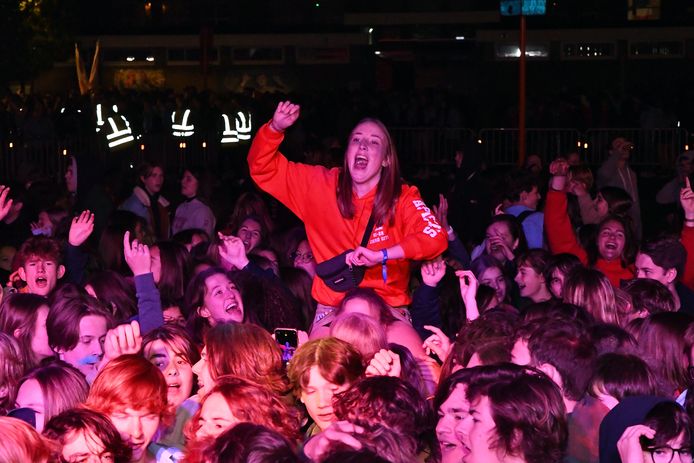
[274,328,298,362]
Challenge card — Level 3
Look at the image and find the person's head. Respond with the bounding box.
[252,247,280,277]
[590,323,637,356]
[15,236,65,296]
[194,422,299,463]
[47,294,114,381]
[563,267,620,325]
[150,240,192,303]
[517,320,596,409]
[280,266,316,327]
[137,162,164,195]
[592,214,636,265]
[610,137,634,161]
[65,156,78,193]
[192,322,285,397]
[189,376,300,443]
[33,207,69,238]
[504,170,541,210]
[0,417,58,463]
[330,312,388,362]
[84,270,138,322]
[640,402,692,463]
[590,353,659,410]
[43,408,132,463]
[484,215,527,264]
[636,237,686,289]
[637,312,692,396]
[85,355,168,462]
[227,191,273,239]
[172,228,209,253]
[567,164,594,192]
[515,249,552,302]
[334,376,431,453]
[0,293,53,366]
[287,337,364,431]
[463,369,568,463]
[0,333,25,415]
[14,361,89,432]
[336,288,397,327]
[236,215,267,254]
[471,255,509,304]
[142,324,199,410]
[291,239,316,278]
[186,267,244,329]
[622,278,676,318]
[337,118,402,226]
[441,310,519,379]
[543,253,582,299]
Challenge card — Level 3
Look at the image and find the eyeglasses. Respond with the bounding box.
[291,251,314,263]
[646,446,693,463]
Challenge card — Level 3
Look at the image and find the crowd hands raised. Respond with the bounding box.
[1,100,694,463]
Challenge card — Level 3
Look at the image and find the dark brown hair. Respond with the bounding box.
[46,295,115,352]
[590,353,659,402]
[467,370,568,463]
[43,408,132,463]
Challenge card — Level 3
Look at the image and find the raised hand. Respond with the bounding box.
[269,101,300,132]
[303,421,364,462]
[0,186,13,222]
[432,193,450,231]
[68,210,95,246]
[681,177,694,221]
[422,324,452,361]
[456,270,480,321]
[217,232,249,270]
[101,320,142,367]
[617,425,656,463]
[123,231,151,276]
[549,158,569,191]
[421,256,446,287]
[365,349,402,378]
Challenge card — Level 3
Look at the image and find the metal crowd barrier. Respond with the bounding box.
[0,128,691,181]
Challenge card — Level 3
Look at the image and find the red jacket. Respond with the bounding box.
[248,123,448,307]
[545,190,634,287]
[681,226,694,290]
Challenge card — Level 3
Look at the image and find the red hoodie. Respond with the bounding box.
[248,123,448,307]
[545,190,634,287]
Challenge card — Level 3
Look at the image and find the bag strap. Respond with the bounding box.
[359,210,376,248]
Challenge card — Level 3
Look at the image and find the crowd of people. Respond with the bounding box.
[0,97,694,463]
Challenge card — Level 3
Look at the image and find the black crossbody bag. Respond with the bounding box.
[315,212,376,292]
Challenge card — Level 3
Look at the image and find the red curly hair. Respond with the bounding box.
[186,375,301,444]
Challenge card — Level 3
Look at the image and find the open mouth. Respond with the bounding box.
[35,276,47,287]
[354,154,368,169]
[225,301,239,314]
[167,382,180,390]
[604,242,618,251]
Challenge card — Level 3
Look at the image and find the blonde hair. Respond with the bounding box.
[0,417,58,462]
[330,313,387,362]
[563,268,619,325]
[0,333,25,414]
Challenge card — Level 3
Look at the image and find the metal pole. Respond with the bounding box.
[519,11,527,166]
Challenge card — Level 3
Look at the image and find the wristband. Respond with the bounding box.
[381,249,388,284]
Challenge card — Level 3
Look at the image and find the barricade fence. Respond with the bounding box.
[0,128,690,181]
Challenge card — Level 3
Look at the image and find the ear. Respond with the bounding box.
[198,305,211,319]
[537,362,563,391]
[17,267,26,282]
[57,265,66,280]
[665,268,678,285]
[519,190,528,202]
[512,238,519,250]
[12,328,22,339]
[139,175,147,185]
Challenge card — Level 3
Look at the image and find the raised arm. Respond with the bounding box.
[545,159,588,264]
